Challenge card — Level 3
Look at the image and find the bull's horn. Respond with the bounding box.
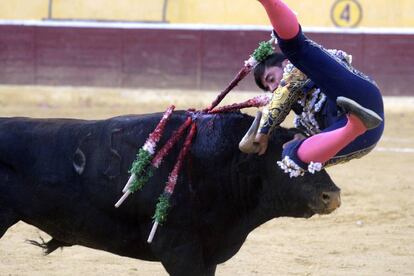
[239,111,262,154]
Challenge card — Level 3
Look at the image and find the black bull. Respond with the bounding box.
[0,111,341,276]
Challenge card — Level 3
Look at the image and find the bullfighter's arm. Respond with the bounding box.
[258,67,308,135]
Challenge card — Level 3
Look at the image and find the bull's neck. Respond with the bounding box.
[247,183,288,230]
[225,155,287,234]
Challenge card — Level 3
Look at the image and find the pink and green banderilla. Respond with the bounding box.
[208,93,272,114]
[147,121,197,243]
[204,37,275,113]
[115,105,175,208]
[151,117,193,169]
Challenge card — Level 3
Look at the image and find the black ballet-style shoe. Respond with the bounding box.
[336,96,383,130]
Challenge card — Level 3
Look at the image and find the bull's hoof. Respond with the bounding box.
[337,96,382,130]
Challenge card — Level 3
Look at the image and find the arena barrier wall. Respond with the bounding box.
[0,22,413,96]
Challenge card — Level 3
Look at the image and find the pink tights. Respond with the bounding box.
[259,0,300,40]
[297,115,367,164]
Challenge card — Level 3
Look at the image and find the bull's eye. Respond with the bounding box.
[322,193,330,201]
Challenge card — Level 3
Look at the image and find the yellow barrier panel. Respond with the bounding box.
[52,0,166,22]
[1,0,413,28]
[0,0,49,20]
[167,0,267,25]
[168,0,414,28]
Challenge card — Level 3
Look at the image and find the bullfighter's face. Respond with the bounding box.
[261,65,284,92]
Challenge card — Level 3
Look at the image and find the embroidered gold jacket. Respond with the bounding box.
[258,65,311,135]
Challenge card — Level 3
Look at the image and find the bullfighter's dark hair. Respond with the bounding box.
[254,52,287,91]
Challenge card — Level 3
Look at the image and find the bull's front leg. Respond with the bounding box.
[0,166,20,239]
[152,231,216,276]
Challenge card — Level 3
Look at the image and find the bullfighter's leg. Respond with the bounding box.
[0,208,19,239]
[297,114,373,164]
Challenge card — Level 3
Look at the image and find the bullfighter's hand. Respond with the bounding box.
[255,133,269,156]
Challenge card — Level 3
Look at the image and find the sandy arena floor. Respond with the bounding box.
[0,85,413,276]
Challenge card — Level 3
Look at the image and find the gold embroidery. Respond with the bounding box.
[324,144,377,167]
[260,67,310,134]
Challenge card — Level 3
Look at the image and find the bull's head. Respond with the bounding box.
[238,112,341,219]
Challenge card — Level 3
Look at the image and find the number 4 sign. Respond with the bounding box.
[331,0,363,28]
